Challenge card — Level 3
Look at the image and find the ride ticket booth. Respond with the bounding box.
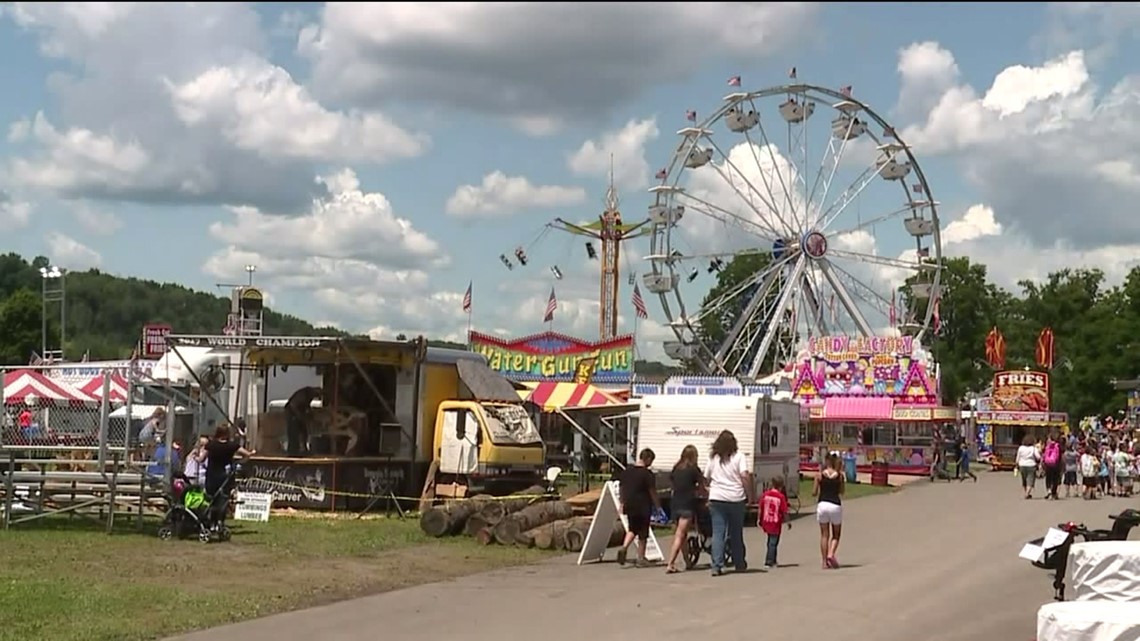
[794,335,958,475]
[975,369,1068,470]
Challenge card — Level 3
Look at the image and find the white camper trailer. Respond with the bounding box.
[637,395,801,499]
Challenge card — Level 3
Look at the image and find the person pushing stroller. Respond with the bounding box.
[191,423,255,530]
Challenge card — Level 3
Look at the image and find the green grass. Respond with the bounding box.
[795,476,895,508]
[0,516,550,641]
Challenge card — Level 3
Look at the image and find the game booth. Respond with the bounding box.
[468,331,635,471]
[975,369,1068,470]
[164,334,498,512]
[795,335,958,476]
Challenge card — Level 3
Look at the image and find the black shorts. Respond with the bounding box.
[626,512,651,539]
[1064,471,1077,486]
[672,509,694,522]
[1084,477,1099,489]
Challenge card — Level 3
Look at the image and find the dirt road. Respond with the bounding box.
[170,472,1128,641]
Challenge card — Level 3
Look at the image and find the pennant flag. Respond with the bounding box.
[727,75,741,87]
[462,281,472,313]
[839,85,852,98]
[932,296,941,334]
[543,288,558,323]
[788,66,797,79]
[685,109,697,122]
[632,283,649,320]
[889,291,897,327]
[1036,326,1055,370]
[984,326,1007,369]
[655,168,667,181]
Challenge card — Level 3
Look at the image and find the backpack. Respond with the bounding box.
[1043,442,1061,467]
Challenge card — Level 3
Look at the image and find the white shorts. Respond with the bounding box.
[816,501,843,525]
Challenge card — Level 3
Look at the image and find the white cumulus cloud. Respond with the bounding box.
[445,172,586,218]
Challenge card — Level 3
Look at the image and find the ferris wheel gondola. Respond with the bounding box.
[645,80,943,378]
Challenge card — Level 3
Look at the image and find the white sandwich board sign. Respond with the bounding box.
[576,480,664,565]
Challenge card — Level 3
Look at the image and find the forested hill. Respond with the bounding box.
[0,253,345,364]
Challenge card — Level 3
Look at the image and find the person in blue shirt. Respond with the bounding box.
[147,441,183,481]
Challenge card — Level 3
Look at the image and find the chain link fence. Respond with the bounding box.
[1,365,118,457]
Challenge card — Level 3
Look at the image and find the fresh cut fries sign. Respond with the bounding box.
[991,370,1050,412]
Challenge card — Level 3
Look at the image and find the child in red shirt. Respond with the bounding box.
[758,476,792,568]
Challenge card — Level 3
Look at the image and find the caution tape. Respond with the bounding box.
[238,477,551,503]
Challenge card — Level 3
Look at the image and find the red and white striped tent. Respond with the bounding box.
[79,373,129,404]
[2,369,96,406]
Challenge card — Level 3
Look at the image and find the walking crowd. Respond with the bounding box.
[1014,430,1137,500]
[616,429,846,575]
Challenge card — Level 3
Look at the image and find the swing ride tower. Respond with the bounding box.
[550,180,650,340]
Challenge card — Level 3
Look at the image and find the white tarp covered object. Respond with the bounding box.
[1037,601,1140,641]
[1069,541,1140,602]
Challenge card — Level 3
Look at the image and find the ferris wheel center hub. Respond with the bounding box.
[801,231,828,259]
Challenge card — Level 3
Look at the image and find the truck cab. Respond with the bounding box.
[433,399,544,493]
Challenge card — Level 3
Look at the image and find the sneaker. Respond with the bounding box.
[616,548,627,566]
[635,559,651,568]
[711,567,723,577]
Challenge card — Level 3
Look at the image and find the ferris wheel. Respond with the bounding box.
[643,80,943,379]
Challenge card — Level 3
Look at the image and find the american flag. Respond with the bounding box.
[911,183,924,194]
[839,85,852,98]
[882,126,896,138]
[685,109,697,122]
[462,281,472,313]
[28,351,44,366]
[632,283,649,320]
[655,168,667,181]
[917,246,930,258]
[543,288,558,323]
[889,291,897,327]
[788,67,797,79]
[727,75,741,87]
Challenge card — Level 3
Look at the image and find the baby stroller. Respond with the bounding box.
[158,462,248,543]
[682,499,744,570]
[1027,509,1140,601]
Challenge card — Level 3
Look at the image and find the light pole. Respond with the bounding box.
[39,265,65,362]
[245,264,256,287]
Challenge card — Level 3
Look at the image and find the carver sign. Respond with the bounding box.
[468,330,633,384]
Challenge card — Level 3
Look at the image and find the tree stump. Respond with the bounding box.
[417,494,493,537]
[478,484,546,526]
[494,500,573,546]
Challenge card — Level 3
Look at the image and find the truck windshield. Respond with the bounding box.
[483,405,541,446]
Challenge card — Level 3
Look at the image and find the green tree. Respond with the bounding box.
[696,252,789,375]
[0,288,43,364]
[905,257,1006,405]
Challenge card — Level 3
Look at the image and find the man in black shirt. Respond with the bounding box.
[285,386,321,457]
[617,448,660,567]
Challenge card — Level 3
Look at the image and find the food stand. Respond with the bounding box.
[975,369,1068,470]
[795,335,958,475]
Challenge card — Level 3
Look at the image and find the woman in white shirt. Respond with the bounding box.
[706,430,754,576]
[1015,434,1041,499]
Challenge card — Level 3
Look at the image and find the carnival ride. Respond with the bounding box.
[501,164,650,341]
[642,81,944,378]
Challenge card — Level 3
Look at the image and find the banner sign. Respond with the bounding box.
[793,335,936,404]
[990,370,1050,412]
[975,410,1067,426]
[468,331,633,383]
[141,324,172,359]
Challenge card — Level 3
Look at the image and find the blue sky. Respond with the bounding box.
[2,3,1139,364]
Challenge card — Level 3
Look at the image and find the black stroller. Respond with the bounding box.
[682,499,745,570]
[1028,509,1140,601]
[158,462,248,543]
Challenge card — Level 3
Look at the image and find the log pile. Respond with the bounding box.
[416,485,626,552]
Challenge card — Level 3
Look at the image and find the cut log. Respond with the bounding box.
[515,528,537,548]
[494,500,573,546]
[463,514,488,538]
[417,494,493,537]
[474,527,496,546]
[530,518,573,550]
[478,484,546,526]
[564,517,626,552]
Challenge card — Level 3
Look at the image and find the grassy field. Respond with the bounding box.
[794,477,895,510]
[0,516,549,641]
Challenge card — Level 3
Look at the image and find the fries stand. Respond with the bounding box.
[976,369,1068,470]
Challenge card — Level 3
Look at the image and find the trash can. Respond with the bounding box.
[843,453,858,483]
[870,461,889,487]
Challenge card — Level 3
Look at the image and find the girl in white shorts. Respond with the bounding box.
[814,452,846,569]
